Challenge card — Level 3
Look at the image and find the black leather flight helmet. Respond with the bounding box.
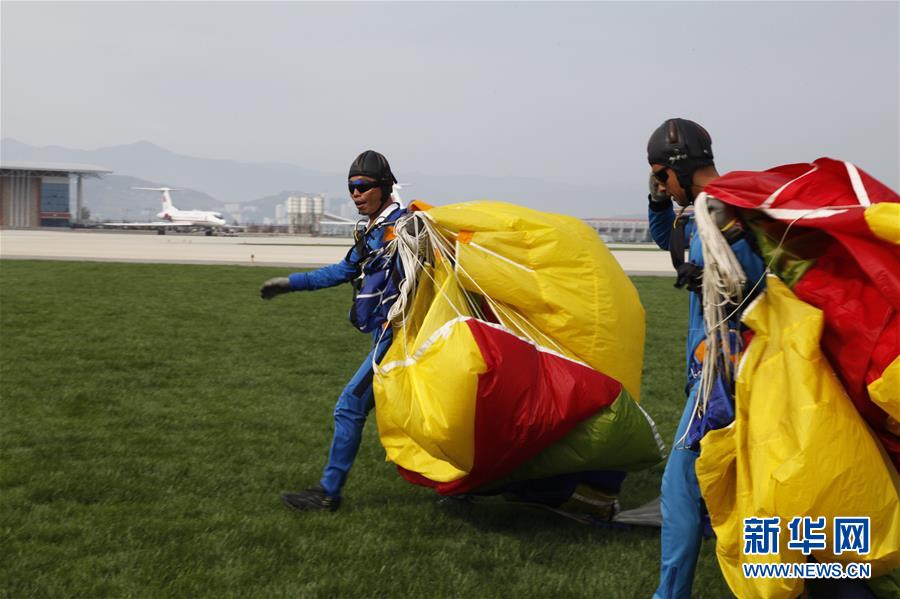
[647,118,714,204]
[348,150,398,208]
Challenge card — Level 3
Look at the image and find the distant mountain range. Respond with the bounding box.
[1,138,640,221]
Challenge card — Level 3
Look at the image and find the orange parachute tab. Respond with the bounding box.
[408,200,434,212]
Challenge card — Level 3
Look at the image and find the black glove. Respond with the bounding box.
[260,277,292,300]
[648,173,672,212]
[674,262,703,295]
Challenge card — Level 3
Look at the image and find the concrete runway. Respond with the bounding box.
[0,228,675,275]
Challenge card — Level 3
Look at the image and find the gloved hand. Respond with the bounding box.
[648,172,672,211]
[674,262,703,294]
[260,277,293,300]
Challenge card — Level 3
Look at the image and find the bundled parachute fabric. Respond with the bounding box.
[704,157,900,468]
[418,202,647,399]
[695,277,900,599]
[372,201,664,495]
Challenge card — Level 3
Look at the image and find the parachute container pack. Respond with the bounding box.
[371,201,665,495]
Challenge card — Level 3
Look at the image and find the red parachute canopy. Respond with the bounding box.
[706,158,899,306]
[395,319,624,495]
[705,158,900,468]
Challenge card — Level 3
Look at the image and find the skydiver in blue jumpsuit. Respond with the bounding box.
[260,150,405,512]
[646,119,765,599]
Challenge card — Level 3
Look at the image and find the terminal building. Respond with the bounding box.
[583,217,652,243]
[285,194,355,236]
[0,161,112,228]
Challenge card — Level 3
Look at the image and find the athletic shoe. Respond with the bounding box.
[557,483,620,521]
[280,485,341,512]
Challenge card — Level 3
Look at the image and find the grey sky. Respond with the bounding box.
[2,1,898,204]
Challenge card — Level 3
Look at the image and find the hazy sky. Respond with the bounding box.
[2,2,898,195]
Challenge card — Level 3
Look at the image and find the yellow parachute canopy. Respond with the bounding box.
[373,201,659,492]
[865,202,900,245]
[696,276,900,599]
[423,201,645,400]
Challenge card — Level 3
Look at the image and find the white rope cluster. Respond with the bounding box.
[696,192,747,378]
[385,212,433,326]
[677,192,746,448]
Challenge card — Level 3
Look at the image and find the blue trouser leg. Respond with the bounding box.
[319,331,392,497]
[654,384,704,599]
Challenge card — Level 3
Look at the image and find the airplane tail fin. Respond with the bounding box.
[133,187,178,213]
[161,190,176,212]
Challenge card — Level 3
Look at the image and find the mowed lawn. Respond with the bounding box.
[0,260,731,598]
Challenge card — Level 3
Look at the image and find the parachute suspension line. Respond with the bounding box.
[396,213,431,359]
[417,217,469,319]
[414,216,569,357]
[464,240,536,273]
[676,193,747,449]
[383,212,463,365]
[395,217,420,359]
[389,213,466,320]
[711,202,867,331]
[452,242,490,320]
[422,221,532,339]
[385,211,571,361]
[430,222,571,357]
[387,212,432,326]
[697,191,746,374]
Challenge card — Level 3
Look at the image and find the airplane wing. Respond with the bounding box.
[100,221,244,233]
[100,221,183,228]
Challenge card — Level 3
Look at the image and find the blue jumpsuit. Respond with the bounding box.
[287,205,404,498]
[649,202,765,599]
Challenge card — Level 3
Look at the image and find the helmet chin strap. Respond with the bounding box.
[378,184,393,209]
[673,165,697,205]
[368,184,395,222]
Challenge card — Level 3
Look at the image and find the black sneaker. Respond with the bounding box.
[436,493,476,506]
[280,485,341,512]
[558,483,620,521]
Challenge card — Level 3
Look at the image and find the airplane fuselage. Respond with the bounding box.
[157,209,227,227]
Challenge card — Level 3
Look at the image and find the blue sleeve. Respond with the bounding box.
[648,203,676,250]
[731,237,766,297]
[288,245,360,291]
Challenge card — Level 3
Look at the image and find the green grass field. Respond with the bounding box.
[0,260,732,598]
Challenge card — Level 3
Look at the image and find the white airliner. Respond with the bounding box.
[102,188,241,235]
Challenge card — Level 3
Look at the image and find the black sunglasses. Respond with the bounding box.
[652,168,670,184]
[348,179,380,194]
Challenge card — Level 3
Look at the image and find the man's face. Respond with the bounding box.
[348,176,384,216]
[651,165,690,207]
